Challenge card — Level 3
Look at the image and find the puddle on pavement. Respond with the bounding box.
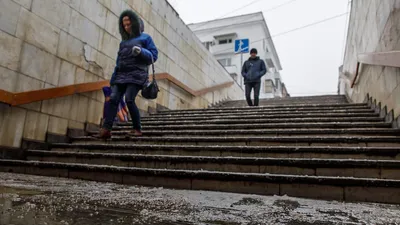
[1,175,400,225]
[0,186,44,196]
[0,186,195,225]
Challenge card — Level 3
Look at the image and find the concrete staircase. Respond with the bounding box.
[2,95,400,204]
[218,94,349,107]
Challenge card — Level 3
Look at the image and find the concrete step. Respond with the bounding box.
[219,95,347,104]
[224,97,347,102]
[220,101,349,107]
[113,122,393,131]
[156,103,368,115]
[72,135,400,147]
[142,112,380,122]
[49,144,400,160]
[257,94,345,99]
[222,95,346,101]
[119,117,385,127]
[149,108,375,118]
[1,159,400,204]
[220,95,347,103]
[26,150,400,180]
[220,99,349,107]
[88,128,400,137]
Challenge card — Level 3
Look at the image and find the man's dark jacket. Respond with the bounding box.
[241,56,267,84]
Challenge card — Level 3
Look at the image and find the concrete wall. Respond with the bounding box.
[341,0,400,117]
[0,0,243,148]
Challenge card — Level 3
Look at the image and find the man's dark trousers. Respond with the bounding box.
[245,82,261,106]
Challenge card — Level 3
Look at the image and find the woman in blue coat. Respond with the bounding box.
[99,10,158,139]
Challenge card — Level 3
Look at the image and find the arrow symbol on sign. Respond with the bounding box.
[239,40,248,53]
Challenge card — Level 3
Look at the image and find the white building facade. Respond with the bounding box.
[189,12,287,99]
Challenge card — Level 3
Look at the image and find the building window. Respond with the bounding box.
[266,58,274,68]
[275,78,281,89]
[203,42,209,50]
[264,80,274,93]
[202,41,213,50]
[263,40,269,52]
[218,39,232,45]
[218,58,232,67]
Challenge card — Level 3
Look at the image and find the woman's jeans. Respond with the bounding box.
[103,83,142,131]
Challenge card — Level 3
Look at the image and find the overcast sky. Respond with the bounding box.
[168,0,350,96]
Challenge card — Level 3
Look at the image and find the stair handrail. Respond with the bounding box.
[351,51,400,88]
[0,73,234,106]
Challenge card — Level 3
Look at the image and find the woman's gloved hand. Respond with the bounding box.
[132,46,141,56]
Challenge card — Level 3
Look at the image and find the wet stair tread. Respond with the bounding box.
[119,117,386,126]
[155,105,370,115]
[141,112,380,121]
[86,128,400,136]
[220,101,350,107]
[156,103,367,113]
[113,122,393,130]
[49,143,400,154]
[146,109,376,118]
[72,135,400,143]
[2,159,400,187]
[220,95,347,103]
[26,150,400,168]
[50,143,400,152]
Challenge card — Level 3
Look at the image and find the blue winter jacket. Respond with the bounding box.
[110,34,158,85]
[110,10,158,86]
[241,56,267,84]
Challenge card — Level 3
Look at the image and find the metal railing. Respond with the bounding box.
[351,51,400,88]
[0,73,234,106]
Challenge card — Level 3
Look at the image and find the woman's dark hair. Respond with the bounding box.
[119,10,141,40]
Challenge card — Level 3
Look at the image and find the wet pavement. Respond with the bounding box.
[1,172,400,225]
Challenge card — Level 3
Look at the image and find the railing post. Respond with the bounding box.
[351,62,360,88]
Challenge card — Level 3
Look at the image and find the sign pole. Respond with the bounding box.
[235,39,249,92]
[240,52,243,88]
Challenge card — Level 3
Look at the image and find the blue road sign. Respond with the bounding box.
[235,39,249,53]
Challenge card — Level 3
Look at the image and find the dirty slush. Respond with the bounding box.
[1,173,400,225]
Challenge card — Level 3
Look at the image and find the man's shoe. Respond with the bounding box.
[99,128,111,139]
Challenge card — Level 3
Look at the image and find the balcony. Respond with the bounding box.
[210,43,235,55]
[273,72,282,80]
[225,65,238,75]
[264,51,273,59]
